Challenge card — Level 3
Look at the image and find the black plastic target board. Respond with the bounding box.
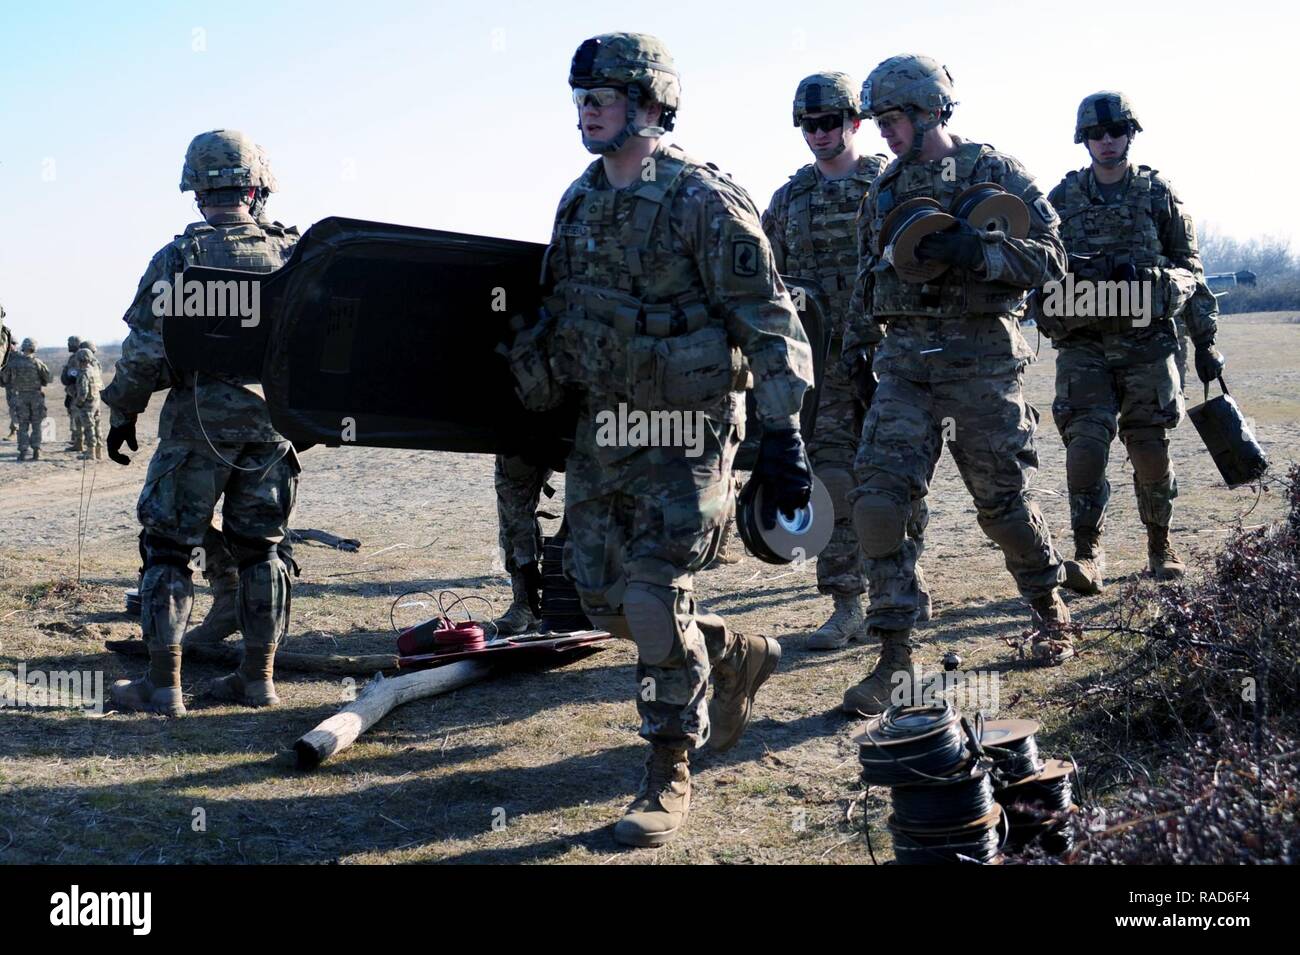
[162,216,578,464]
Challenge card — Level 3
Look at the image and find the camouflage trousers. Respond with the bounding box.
[66,397,84,446]
[1052,341,1183,534]
[809,362,928,596]
[852,371,1064,631]
[5,388,15,432]
[1173,314,1190,394]
[73,402,101,452]
[494,454,551,573]
[564,412,738,748]
[11,393,46,453]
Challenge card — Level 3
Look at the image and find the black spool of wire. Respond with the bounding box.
[856,702,970,786]
[997,758,1076,855]
[890,763,995,830]
[978,718,1044,785]
[888,808,1005,865]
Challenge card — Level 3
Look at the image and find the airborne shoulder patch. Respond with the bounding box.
[732,236,761,277]
[1033,196,1059,226]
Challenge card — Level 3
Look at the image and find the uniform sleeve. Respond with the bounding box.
[100,242,184,421]
[1160,181,1218,344]
[38,360,52,387]
[760,184,789,276]
[979,156,1067,290]
[846,185,886,353]
[682,177,813,430]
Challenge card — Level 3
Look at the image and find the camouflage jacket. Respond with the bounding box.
[540,141,813,433]
[61,357,80,396]
[101,212,299,440]
[75,354,102,407]
[1046,163,1218,356]
[0,352,52,395]
[0,323,11,374]
[847,137,1066,383]
[761,153,888,344]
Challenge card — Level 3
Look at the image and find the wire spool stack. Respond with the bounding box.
[876,198,955,284]
[979,719,1077,855]
[540,533,588,632]
[856,702,1003,864]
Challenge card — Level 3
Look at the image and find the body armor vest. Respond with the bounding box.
[2,353,48,394]
[778,156,884,326]
[1054,165,1165,268]
[544,144,741,414]
[869,142,1027,318]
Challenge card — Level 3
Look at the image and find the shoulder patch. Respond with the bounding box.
[731,236,761,277]
[1033,196,1059,226]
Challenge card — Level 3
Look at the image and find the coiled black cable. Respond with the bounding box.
[858,702,970,786]
[891,817,1003,865]
[891,767,994,830]
[985,733,1043,784]
[999,770,1075,855]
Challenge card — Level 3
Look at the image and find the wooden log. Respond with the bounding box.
[293,660,493,770]
[104,639,399,675]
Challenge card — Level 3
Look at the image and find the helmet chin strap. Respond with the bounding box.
[1089,136,1132,170]
[581,85,663,156]
[901,107,941,163]
[810,114,849,161]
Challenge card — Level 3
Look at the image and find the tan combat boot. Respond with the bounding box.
[30,448,40,461]
[705,519,741,568]
[841,629,915,716]
[1062,527,1106,595]
[182,572,240,648]
[492,571,539,636]
[93,444,104,461]
[110,645,186,716]
[208,639,279,706]
[916,564,933,623]
[1030,591,1074,665]
[1147,525,1185,581]
[614,744,691,848]
[707,632,781,751]
[807,593,866,650]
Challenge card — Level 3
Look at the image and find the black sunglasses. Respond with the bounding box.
[1084,122,1131,141]
[800,114,844,134]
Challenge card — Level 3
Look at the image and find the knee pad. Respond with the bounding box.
[237,557,291,647]
[140,563,194,648]
[1123,431,1171,485]
[978,505,1047,560]
[817,467,856,523]
[1065,435,1110,490]
[852,491,910,559]
[142,532,197,576]
[623,582,684,667]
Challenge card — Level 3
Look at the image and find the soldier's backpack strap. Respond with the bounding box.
[621,149,691,279]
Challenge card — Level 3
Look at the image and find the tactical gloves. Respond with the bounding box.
[848,349,878,407]
[916,220,984,270]
[754,428,812,530]
[1194,340,1226,384]
[106,418,138,466]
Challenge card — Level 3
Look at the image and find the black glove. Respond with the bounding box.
[1194,340,1226,384]
[754,428,812,530]
[916,220,985,270]
[1068,252,1111,282]
[64,395,72,409]
[849,350,878,407]
[518,561,543,618]
[106,419,138,466]
[1110,261,1139,283]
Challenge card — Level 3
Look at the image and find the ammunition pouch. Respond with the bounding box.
[503,310,565,412]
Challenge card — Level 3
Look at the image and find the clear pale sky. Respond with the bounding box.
[0,0,1292,345]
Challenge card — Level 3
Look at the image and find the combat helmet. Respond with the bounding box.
[793,72,861,160]
[180,129,277,217]
[1075,91,1142,168]
[21,338,35,353]
[861,54,957,161]
[74,347,95,366]
[67,335,81,352]
[569,33,680,155]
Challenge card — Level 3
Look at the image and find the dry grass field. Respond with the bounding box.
[1,313,1296,864]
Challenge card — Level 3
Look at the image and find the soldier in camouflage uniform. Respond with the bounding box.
[762,72,933,649]
[1042,92,1223,592]
[102,130,301,716]
[491,454,550,635]
[1,310,15,440]
[73,344,103,460]
[842,54,1072,711]
[61,336,84,451]
[504,33,813,847]
[0,338,52,461]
